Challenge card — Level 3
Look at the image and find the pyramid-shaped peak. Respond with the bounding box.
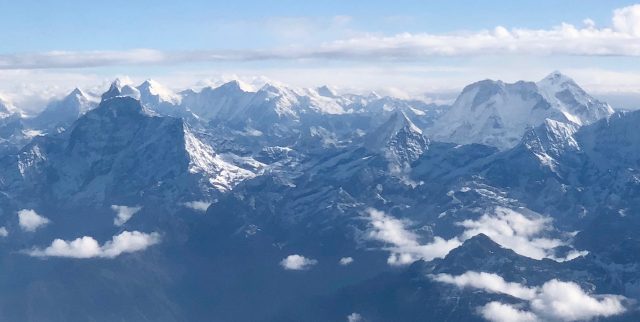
[69,87,84,96]
[102,78,140,102]
[61,88,89,104]
[259,82,287,93]
[316,85,337,98]
[94,95,146,117]
[539,71,576,85]
[390,110,423,135]
[216,80,253,92]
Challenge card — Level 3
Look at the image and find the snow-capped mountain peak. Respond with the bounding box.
[102,79,141,101]
[429,73,613,150]
[137,79,181,105]
[366,110,429,164]
[316,85,338,98]
[536,71,614,126]
[219,79,255,92]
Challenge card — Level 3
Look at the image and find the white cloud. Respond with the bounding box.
[339,257,354,265]
[432,271,536,300]
[280,254,318,270]
[365,207,586,266]
[479,302,538,322]
[0,5,640,72]
[0,227,8,237]
[111,205,142,226]
[530,279,627,321]
[458,207,571,260]
[433,271,627,322]
[613,4,640,36]
[27,231,160,259]
[365,208,461,266]
[17,209,50,232]
[182,201,211,212]
[347,312,363,322]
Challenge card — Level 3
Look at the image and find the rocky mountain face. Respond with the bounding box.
[0,73,638,322]
[0,96,253,208]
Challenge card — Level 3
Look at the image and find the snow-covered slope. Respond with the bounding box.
[429,72,613,150]
[0,96,255,206]
[30,88,98,132]
[101,78,141,101]
[365,110,429,164]
[180,80,255,121]
[137,79,183,116]
[537,71,614,125]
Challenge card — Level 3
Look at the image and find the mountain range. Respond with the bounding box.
[0,72,638,322]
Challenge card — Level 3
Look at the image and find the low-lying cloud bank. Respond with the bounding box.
[364,207,585,266]
[432,271,627,322]
[2,5,640,70]
[26,231,160,259]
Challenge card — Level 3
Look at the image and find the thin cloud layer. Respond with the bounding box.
[27,231,160,259]
[280,254,318,270]
[432,271,627,322]
[1,4,640,70]
[17,209,50,232]
[111,205,142,226]
[364,207,586,266]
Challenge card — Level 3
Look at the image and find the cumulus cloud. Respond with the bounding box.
[613,4,640,36]
[365,207,586,266]
[0,227,8,237]
[479,302,538,322]
[457,207,584,261]
[182,201,211,212]
[280,254,318,270]
[365,208,461,266]
[339,257,354,265]
[17,209,50,232]
[111,205,142,226]
[433,271,627,322]
[530,279,626,321]
[26,231,160,259]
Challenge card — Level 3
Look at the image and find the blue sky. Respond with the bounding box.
[0,0,634,51]
[1,0,640,110]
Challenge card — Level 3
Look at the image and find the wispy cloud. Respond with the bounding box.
[364,207,586,266]
[26,231,160,259]
[365,208,461,265]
